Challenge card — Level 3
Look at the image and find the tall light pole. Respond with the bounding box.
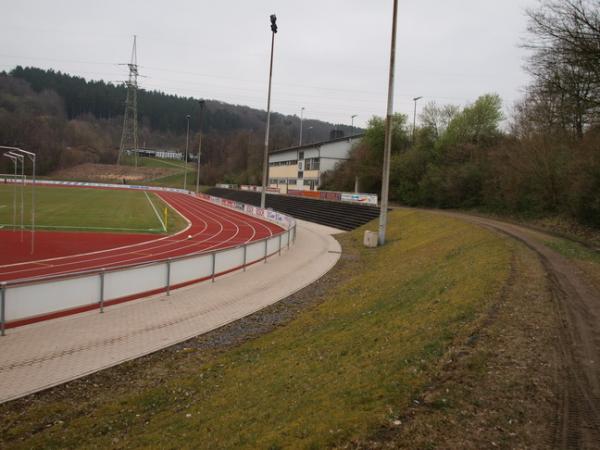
[378,0,398,246]
[196,100,206,194]
[412,96,423,144]
[184,114,191,192]
[299,107,305,146]
[351,114,358,134]
[260,14,277,210]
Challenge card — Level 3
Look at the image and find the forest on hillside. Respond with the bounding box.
[0,66,353,184]
[322,0,600,229]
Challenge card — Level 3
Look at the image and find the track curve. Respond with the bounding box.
[0,191,283,283]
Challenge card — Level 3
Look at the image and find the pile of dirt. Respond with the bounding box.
[49,163,177,182]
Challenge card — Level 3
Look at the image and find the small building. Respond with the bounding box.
[127,148,183,160]
[268,134,363,192]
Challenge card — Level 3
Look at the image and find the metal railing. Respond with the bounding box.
[0,195,297,335]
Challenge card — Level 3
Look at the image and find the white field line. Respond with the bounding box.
[144,191,167,232]
[0,224,160,232]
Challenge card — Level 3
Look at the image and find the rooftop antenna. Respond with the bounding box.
[117,35,140,167]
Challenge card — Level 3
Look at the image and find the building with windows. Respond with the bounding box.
[268,134,363,192]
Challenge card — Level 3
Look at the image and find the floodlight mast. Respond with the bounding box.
[184,114,191,191]
[1,146,36,253]
[412,96,423,143]
[378,0,398,246]
[260,14,277,210]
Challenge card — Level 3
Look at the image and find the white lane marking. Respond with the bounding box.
[0,224,160,232]
[144,191,167,232]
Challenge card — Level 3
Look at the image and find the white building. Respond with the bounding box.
[268,134,363,192]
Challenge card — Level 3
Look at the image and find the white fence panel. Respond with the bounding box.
[6,275,99,322]
[104,264,166,299]
[246,240,266,264]
[215,247,245,274]
[267,236,280,255]
[170,253,213,285]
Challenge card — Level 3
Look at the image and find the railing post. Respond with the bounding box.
[287,229,291,249]
[1,282,6,336]
[278,234,282,256]
[293,224,297,243]
[99,269,105,313]
[211,253,216,282]
[264,239,268,263]
[243,244,247,272]
[166,259,171,296]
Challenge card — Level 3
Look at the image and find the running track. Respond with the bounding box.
[0,191,283,283]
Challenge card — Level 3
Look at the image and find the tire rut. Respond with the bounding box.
[437,212,600,449]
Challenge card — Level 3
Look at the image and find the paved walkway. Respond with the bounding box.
[0,220,342,403]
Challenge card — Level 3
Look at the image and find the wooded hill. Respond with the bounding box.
[0,66,353,184]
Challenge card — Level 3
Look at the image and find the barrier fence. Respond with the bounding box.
[0,191,296,334]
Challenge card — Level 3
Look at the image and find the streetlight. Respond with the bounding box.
[378,0,398,246]
[260,13,278,209]
[412,96,423,144]
[184,114,191,191]
[351,114,358,134]
[299,107,305,146]
[196,100,206,194]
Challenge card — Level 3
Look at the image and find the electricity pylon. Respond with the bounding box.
[117,35,139,167]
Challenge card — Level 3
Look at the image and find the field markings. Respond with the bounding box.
[0,224,161,233]
[144,191,167,232]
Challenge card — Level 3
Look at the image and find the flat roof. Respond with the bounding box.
[269,133,364,155]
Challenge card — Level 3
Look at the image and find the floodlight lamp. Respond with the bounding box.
[270,14,278,33]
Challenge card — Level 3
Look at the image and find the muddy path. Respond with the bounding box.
[438,211,600,449]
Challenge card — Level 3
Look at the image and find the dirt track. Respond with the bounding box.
[442,212,600,449]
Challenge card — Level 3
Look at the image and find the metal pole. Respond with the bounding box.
[196,100,205,194]
[299,107,305,146]
[31,155,35,254]
[243,244,247,272]
[184,115,190,192]
[278,234,282,255]
[378,0,398,247]
[351,114,357,134]
[2,154,17,230]
[264,239,268,263]
[20,156,24,242]
[412,96,422,144]
[1,283,6,337]
[261,15,277,209]
[166,259,171,296]
[211,253,216,282]
[99,269,105,313]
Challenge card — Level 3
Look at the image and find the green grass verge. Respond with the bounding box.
[0,210,513,448]
[0,185,186,234]
[545,237,600,264]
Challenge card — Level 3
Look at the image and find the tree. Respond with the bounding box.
[524,0,600,136]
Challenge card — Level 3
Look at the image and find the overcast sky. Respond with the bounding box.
[0,0,538,128]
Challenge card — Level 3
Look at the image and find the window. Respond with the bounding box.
[298,171,304,179]
[298,151,304,160]
[305,158,320,171]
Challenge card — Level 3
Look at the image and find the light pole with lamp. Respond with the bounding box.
[351,114,358,134]
[196,100,206,194]
[260,14,278,209]
[412,96,423,144]
[184,114,191,191]
[299,107,305,146]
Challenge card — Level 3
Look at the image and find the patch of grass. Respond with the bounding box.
[545,238,600,264]
[0,210,513,449]
[0,185,185,234]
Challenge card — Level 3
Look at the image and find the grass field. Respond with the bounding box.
[0,185,186,234]
[0,210,515,448]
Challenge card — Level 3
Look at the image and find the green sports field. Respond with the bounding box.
[0,184,186,234]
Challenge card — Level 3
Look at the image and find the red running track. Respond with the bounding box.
[0,191,283,283]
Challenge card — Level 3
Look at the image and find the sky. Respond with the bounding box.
[0,0,539,128]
